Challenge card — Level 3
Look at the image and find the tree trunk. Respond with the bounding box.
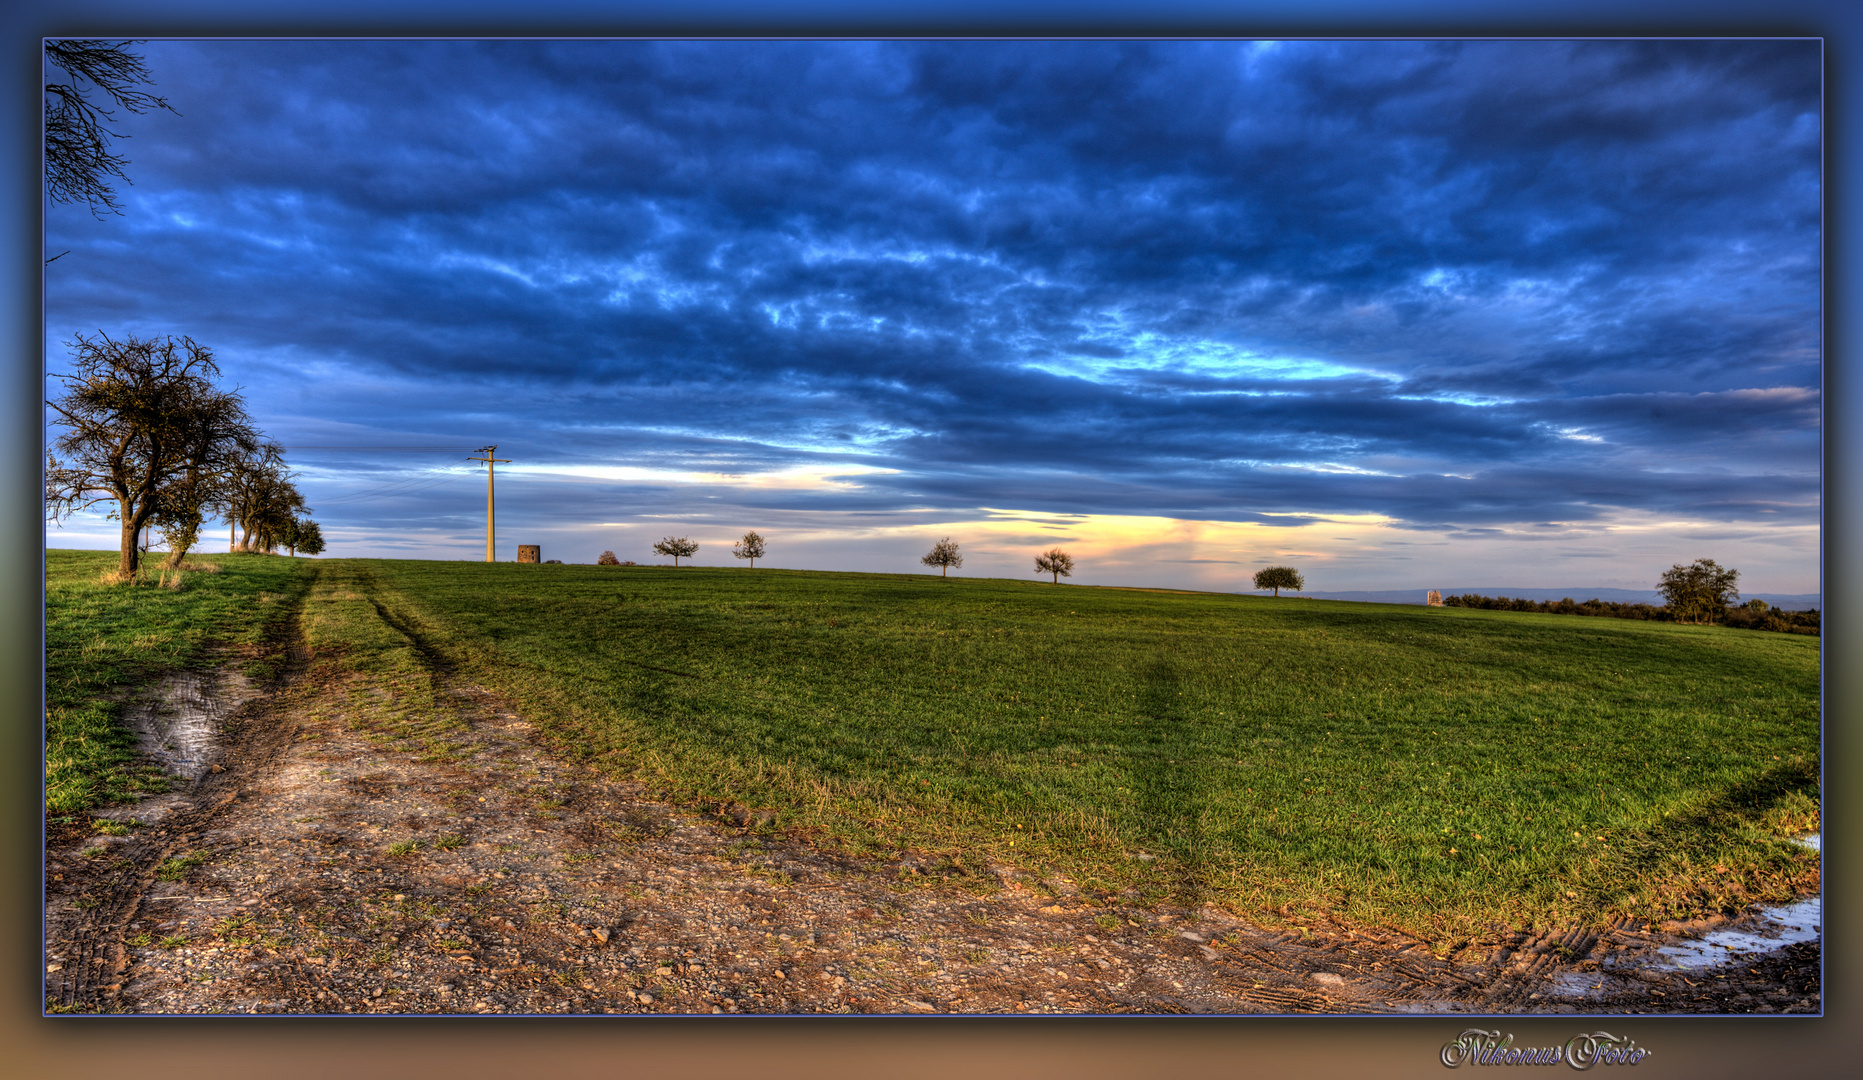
[118,516,141,577]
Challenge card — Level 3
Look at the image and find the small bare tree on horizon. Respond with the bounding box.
[1034,547,1074,583]
[733,530,767,568]
[653,536,698,566]
[922,537,963,577]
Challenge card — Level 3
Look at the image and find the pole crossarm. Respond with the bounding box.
[466,445,510,563]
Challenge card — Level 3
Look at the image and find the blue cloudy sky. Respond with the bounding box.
[43,38,1821,594]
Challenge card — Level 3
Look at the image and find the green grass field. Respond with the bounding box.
[43,550,315,815]
[45,552,1820,943]
[349,559,1819,941]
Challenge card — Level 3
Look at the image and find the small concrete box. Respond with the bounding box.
[517,544,541,564]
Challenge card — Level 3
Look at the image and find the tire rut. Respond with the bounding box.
[357,575,453,680]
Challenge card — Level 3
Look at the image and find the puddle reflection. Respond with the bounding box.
[1649,896,1821,971]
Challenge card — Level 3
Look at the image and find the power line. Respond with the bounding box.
[282,448,511,557]
[316,471,474,505]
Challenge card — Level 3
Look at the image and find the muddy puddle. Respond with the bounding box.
[1643,895,1822,972]
[119,666,255,783]
[1544,833,1823,1005]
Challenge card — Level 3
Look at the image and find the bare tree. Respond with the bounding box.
[220,443,308,554]
[653,536,698,566]
[45,40,179,219]
[153,479,213,568]
[1034,547,1074,584]
[153,417,254,568]
[219,444,271,551]
[45,333,259,578]
[1252,566,1304,597]
[598,550,621,566]
[733,530,767,568]
[921,537,963,578]
[245,474,308,554]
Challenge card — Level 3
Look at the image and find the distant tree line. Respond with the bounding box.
[1441,589,1816,635]
[1439,559,1815,634]
[597,535,1095,585]
[1719,600,1819,635]
[600,532,763,567]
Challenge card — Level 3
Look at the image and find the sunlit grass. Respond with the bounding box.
[44,549,316,815]
[326,559,1818,941]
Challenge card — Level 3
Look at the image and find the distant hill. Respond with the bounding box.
[1299,587,1821,611]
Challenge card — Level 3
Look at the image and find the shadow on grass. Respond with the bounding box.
[1125,653,1223,908]
[1590,756,1819,919]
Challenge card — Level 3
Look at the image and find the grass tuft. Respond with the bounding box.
[156,850,211,882]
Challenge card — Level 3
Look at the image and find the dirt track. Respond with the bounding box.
[43,582,1820,1016]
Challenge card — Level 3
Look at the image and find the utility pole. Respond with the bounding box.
[467,446,510,562]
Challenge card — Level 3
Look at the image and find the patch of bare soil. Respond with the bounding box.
[44,596,1819,1016]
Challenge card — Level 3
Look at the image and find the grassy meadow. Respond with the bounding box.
[341,559,1820,942]
[43,550,1820,943]
[44,550,316,815]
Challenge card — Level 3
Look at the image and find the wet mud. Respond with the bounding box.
[121,668,256,780]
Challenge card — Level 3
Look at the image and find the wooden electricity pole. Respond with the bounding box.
[467,446,510,562]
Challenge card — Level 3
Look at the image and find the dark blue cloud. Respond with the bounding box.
[44,39,1820,545]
